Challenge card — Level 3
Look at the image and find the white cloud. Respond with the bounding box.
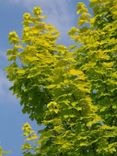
[0,69,17,105]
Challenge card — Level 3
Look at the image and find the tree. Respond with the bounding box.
[69,0,117,155]
[6,0,117,155]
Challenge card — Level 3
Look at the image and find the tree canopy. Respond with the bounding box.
[6,0,117,155]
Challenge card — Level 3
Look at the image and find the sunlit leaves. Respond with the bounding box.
[33,7,42,16]
[22,123,39,156]
[6,1,117,156]
[77,2,90,26]
[8,31,19,44]
[0,147,11,156]
[69,0,117,155]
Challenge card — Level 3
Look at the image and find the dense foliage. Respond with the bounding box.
[6,0,117,155]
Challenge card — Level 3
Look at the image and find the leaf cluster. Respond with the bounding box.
[6,1,117,155]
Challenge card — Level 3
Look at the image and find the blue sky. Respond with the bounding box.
[0,0,89,155]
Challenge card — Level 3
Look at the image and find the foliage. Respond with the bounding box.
[21,123,39,156]
[6,0,117,155]
[0,146,11,156]
[69,0,117,155]
[7,6,60,124]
